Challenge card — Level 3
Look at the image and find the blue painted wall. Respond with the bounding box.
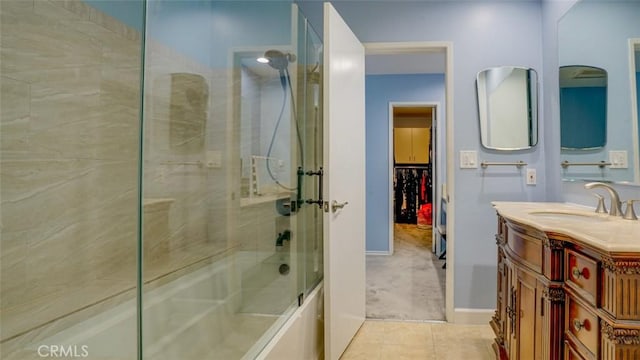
[365,74,445,252]
[85,0,294,68]
[84,0,144,30]
[84,0,640,312]
[298,0,545,310]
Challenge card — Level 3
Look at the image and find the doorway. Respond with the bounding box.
[363,44,450,322]
[366,102,446,321]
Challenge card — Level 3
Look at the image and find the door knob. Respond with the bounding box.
[331,200,349,213]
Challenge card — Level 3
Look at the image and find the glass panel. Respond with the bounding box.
[298,19,324,294]
[0,1,144,359]
[141,2,321,359]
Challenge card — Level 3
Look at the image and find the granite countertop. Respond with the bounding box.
[492,201,640,253]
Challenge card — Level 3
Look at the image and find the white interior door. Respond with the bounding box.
[323,3,366,360]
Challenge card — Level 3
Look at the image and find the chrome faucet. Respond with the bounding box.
[584,182,623,216]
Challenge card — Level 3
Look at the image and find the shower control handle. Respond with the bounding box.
[331,200,349,213]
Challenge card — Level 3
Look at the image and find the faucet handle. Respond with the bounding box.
[593,194,608,214]
[623,200,640,220]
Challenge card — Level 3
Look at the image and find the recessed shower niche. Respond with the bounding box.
[234,49,298,200]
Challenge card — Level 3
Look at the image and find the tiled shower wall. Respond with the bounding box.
[1,1,291,356]
[0,0,142,346]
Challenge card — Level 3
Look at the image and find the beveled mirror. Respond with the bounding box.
[476,66,538,150]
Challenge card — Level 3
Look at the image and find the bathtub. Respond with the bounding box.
[23,251,296,360]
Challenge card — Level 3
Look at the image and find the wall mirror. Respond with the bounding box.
[559,65,607,150]
[558,0,640,183]
[476,66,538,150]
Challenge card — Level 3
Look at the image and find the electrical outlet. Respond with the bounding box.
[459,151,478,169]
[609,151,628,169]
[526,168,536,185]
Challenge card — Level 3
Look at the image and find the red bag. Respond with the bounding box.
[417,203,432,227]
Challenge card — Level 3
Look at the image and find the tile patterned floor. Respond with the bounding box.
[341,320,495,360]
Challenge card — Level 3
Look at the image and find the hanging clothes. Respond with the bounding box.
[394,166,432,224]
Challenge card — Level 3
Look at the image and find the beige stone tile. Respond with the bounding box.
[1,9,103,79]
[380,321,433,346]
[0,75,30,122]
[431,324,494,360]
[379,343,435,359]
[56,0,93,21]
[345,321,495,360]
[341,340,382,360]
[33,0,82,21]
[0,231,28,309]
[0,76,31,156]
[0,0,224,353]
[351,321,387,345]
[1,159,137,231]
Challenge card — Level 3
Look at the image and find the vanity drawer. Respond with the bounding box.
[566,296,599,357]
[565,249,598,305]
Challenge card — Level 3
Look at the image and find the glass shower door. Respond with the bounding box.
[295,15,324,297]
[140,2,321,359]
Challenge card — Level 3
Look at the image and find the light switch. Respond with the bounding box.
[609,151,628,169]
[459,151,478,169]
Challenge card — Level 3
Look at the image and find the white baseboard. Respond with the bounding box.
[452,308,494,325]
[366,250,391,256]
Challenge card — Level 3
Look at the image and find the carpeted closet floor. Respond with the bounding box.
[366,223,446,321]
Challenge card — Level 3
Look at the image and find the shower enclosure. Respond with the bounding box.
[0,1,323,359]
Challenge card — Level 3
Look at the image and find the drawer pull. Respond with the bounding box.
[572,318,591,332]
[571,266,590,280]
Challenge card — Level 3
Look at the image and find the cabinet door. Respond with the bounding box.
[516,270,543,360]
[412,127,431,163]
[506,263,518,359]
[394,128,413,163]
[497,249,509,342]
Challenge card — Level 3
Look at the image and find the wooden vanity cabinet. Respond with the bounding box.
[492,214,640,360]
[492,217,565,360]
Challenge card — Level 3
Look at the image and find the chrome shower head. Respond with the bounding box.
[262,49,296,72]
